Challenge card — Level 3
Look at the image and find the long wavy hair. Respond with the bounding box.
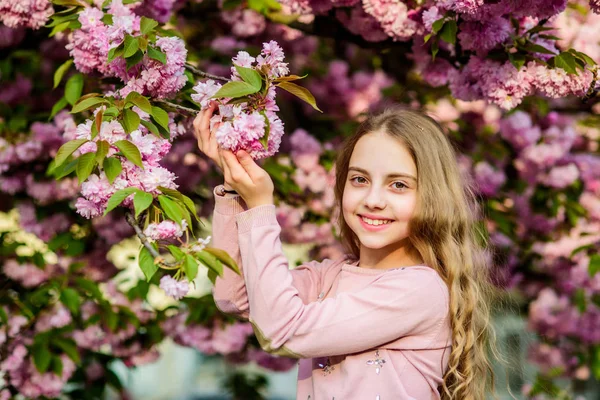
[334,108,498,399]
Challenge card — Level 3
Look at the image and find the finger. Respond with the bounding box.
[220,150,233,184]
[235,150,262,180]
[221,150,252,185]
[198,103,218,147]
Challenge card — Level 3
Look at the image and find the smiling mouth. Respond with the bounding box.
[358,215,394,226]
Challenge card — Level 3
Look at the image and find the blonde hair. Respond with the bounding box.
[334,107,498,399]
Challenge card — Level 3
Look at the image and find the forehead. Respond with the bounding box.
[349,132,417,176]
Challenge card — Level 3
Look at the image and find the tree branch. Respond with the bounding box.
[185,64,230,82]
[125,212,178,268]
[156,100,198,115]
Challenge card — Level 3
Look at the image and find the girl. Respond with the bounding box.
[193,106,497,399]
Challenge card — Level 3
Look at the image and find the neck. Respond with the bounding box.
[358,239,423,270]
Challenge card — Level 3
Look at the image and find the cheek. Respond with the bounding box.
[341,185,359,215]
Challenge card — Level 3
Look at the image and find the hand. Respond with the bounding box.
[193,102,223,172]
[219,149,274,209]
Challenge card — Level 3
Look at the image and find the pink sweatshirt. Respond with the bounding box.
[211,187,452,400]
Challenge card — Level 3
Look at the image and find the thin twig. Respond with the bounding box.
[156,100,199,114]
[125,212,178,268]
[185,64,230,82]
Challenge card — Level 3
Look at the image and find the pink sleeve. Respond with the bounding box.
[235,204,449,359]
[211,186,250,319]
[211,187,340,318]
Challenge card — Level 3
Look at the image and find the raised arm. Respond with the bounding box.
[211,186,342,319]
[211,185,250,318]
[235,205,450,359]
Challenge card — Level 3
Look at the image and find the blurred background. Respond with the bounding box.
[2,0,600,399]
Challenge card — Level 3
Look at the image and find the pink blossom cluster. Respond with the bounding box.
[308,60,393,118]
[192,41,289,159]
[274,129,343,259]
[136,0,179,23]
[220,6,266,37]
[159,275,189,299]
[3,259,52,287]
[17,202,72,241]
[67,1,187,99]
[553,3,600,63]
[73,109,178,219]
[447,57,595,110]
[0,0,53,29]
[0,25,25,48]
[362,0,420,41]
[163,312,254,355]
[119,36,188,99]
[1,343,76,398]
[0,74,31,106]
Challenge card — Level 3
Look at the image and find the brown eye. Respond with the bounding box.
[392,181,407,190]
[350,176,367,184]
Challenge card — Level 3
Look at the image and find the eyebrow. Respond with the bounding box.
[348,167,417,181]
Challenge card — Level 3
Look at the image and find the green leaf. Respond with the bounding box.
[76,152,96,183]
[276,81,322,112]
[101,13,113,25]
[150,106,169,130]
[234,65,262,90]
[589,255,600,277]
[432,17,445,34]
[114,140,143,168]
[158,187,198,221]
[103,157,122,184]
[167,244,185,259]
[95,140,109,164]
[273,74,307,82]
[52,158,78,179]
[60,288,81,315]
[141,119,161,136]
[64,73,84,105]
[431,39,439,61]
[574,288,587,313]
[524,43,556,55]
[52,337,80,364]
[32,343,52,373]
[158,195,183,225]
[104,187,138,215]
[125,91,152,113]
[147,46,167,64]
[508,52,526,70]
[197,250,224,277]
[204,247,240,275]
[222,0,243,10]
[123,34,140,58]
[107,43,124,62]
[184,254,199,282]
[134,191,154,218]
[49,97,69,119]
[139,246,158,281]
[439,20,457,45]
[126,50,144,70]
[0,308,8,325]
[104,106,119,118]
[71,97,107,113]
[568,48,597,66]
[54,139,88,167]
[122,108,141,133]
[140,16,159,34]
[553,52,578,74]
[258,110,270,150]
[74,277,104,300]
[212,81,261,99]
[53,59,73,89]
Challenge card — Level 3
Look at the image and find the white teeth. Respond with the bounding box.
[361,216,392,226]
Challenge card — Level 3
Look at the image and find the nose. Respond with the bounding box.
[363,187,386,210]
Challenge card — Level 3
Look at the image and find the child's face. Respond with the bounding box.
[342,132,418,253]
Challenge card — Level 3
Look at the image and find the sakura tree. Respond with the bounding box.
[1,0,600,398]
